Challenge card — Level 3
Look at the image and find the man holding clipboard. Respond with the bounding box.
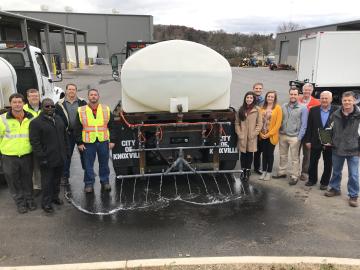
[304,91,337,190]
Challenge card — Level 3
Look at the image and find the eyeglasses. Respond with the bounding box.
[44,105,55,108]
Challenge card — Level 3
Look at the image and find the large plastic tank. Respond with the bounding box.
[121,40,232,113]
[0,57,17,108]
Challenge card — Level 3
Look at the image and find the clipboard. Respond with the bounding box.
[318,128,332,145]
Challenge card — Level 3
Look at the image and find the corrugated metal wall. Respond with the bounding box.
[11,11,153,63]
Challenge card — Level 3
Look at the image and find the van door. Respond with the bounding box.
[33,52,54,99]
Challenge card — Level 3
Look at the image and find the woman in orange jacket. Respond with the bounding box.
[258,91,283,181]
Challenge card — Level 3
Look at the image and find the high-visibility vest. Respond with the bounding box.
[23,104,41,118]
[78,104,110,143]
[0,113,32,156]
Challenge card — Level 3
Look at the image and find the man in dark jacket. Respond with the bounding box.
[55,83,87,186]
[30,98,69,213]
[325,91,360,207]
[304,91,337,190]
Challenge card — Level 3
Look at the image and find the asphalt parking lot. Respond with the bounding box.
[0,65,359,267]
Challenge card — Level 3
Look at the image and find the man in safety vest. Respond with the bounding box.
[0,93,36,213]
[23,88,41,117]
[76,89,115,193]
[23,88,42,195]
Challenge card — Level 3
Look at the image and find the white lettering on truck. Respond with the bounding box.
[113,140,139,160]
[209,135,238,154]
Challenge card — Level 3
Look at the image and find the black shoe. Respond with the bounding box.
[288,177,298,185]
[305,181,316,187]
[42,205,54,213]
[33,189,42,198]
[254,169,262,175]
[27,201,37,211]
[101,183,111,192]
[272,174,287,179]
[52,198,64,205]
[17,204,28,214]
[319,184,328,190]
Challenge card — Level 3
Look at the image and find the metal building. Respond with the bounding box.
[8,11,153,64]
[0,10,87,68]
[275,19,360,68]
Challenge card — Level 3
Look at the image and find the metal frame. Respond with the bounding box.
[116,120,241,180]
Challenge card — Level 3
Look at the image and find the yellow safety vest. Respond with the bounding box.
[0,112,33,156]
[23,104,41,118]
[78,104,110,143]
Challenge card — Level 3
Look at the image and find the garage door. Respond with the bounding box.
[279,41,289,64]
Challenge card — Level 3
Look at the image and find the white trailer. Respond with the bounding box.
[290,31,360,104]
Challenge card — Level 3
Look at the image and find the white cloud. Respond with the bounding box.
[1,0,360,33]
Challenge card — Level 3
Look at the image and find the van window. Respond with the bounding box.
[35,53,49,77]
[0,53,25,67]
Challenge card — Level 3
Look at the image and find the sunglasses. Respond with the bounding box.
[44,105,56,108]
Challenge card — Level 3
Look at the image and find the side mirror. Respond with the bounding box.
[110,54,119,69]
[55,70,63,81]
[110,55,120,81]
[49,70,63,83]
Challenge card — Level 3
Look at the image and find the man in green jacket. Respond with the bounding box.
[0,93,36,213]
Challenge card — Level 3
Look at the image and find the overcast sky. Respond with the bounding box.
[1,0,360,33]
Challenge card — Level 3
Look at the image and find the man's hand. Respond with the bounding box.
[109,142,115,150]
[78,144,86,152]
[305,143,311,149]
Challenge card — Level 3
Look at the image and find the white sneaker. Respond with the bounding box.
[264,173,272,181]
[259,172,266,180]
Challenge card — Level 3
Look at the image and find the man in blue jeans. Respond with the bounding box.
[325,91,360,207]
[76,89,116,193]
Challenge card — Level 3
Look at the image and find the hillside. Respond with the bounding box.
[153,24,275,61]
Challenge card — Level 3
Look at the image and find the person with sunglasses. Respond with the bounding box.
[29,98,69,213]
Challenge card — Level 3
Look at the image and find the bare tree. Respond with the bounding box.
[277,22,303,33]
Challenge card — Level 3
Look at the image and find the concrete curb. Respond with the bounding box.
[1,256,360,270]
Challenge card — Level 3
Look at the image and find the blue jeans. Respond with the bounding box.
[83,141,110,187]
[63,132,85,179]
[329,153,359,198]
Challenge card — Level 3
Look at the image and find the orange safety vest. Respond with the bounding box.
[78,104,110,143]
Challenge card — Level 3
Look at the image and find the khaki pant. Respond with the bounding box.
[300,142,310,180]
[278,134,301,178]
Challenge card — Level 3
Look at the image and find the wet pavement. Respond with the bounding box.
[0,66,360,266]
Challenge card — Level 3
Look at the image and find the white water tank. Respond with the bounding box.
[0,57,17,108]
[121,40,232,113]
